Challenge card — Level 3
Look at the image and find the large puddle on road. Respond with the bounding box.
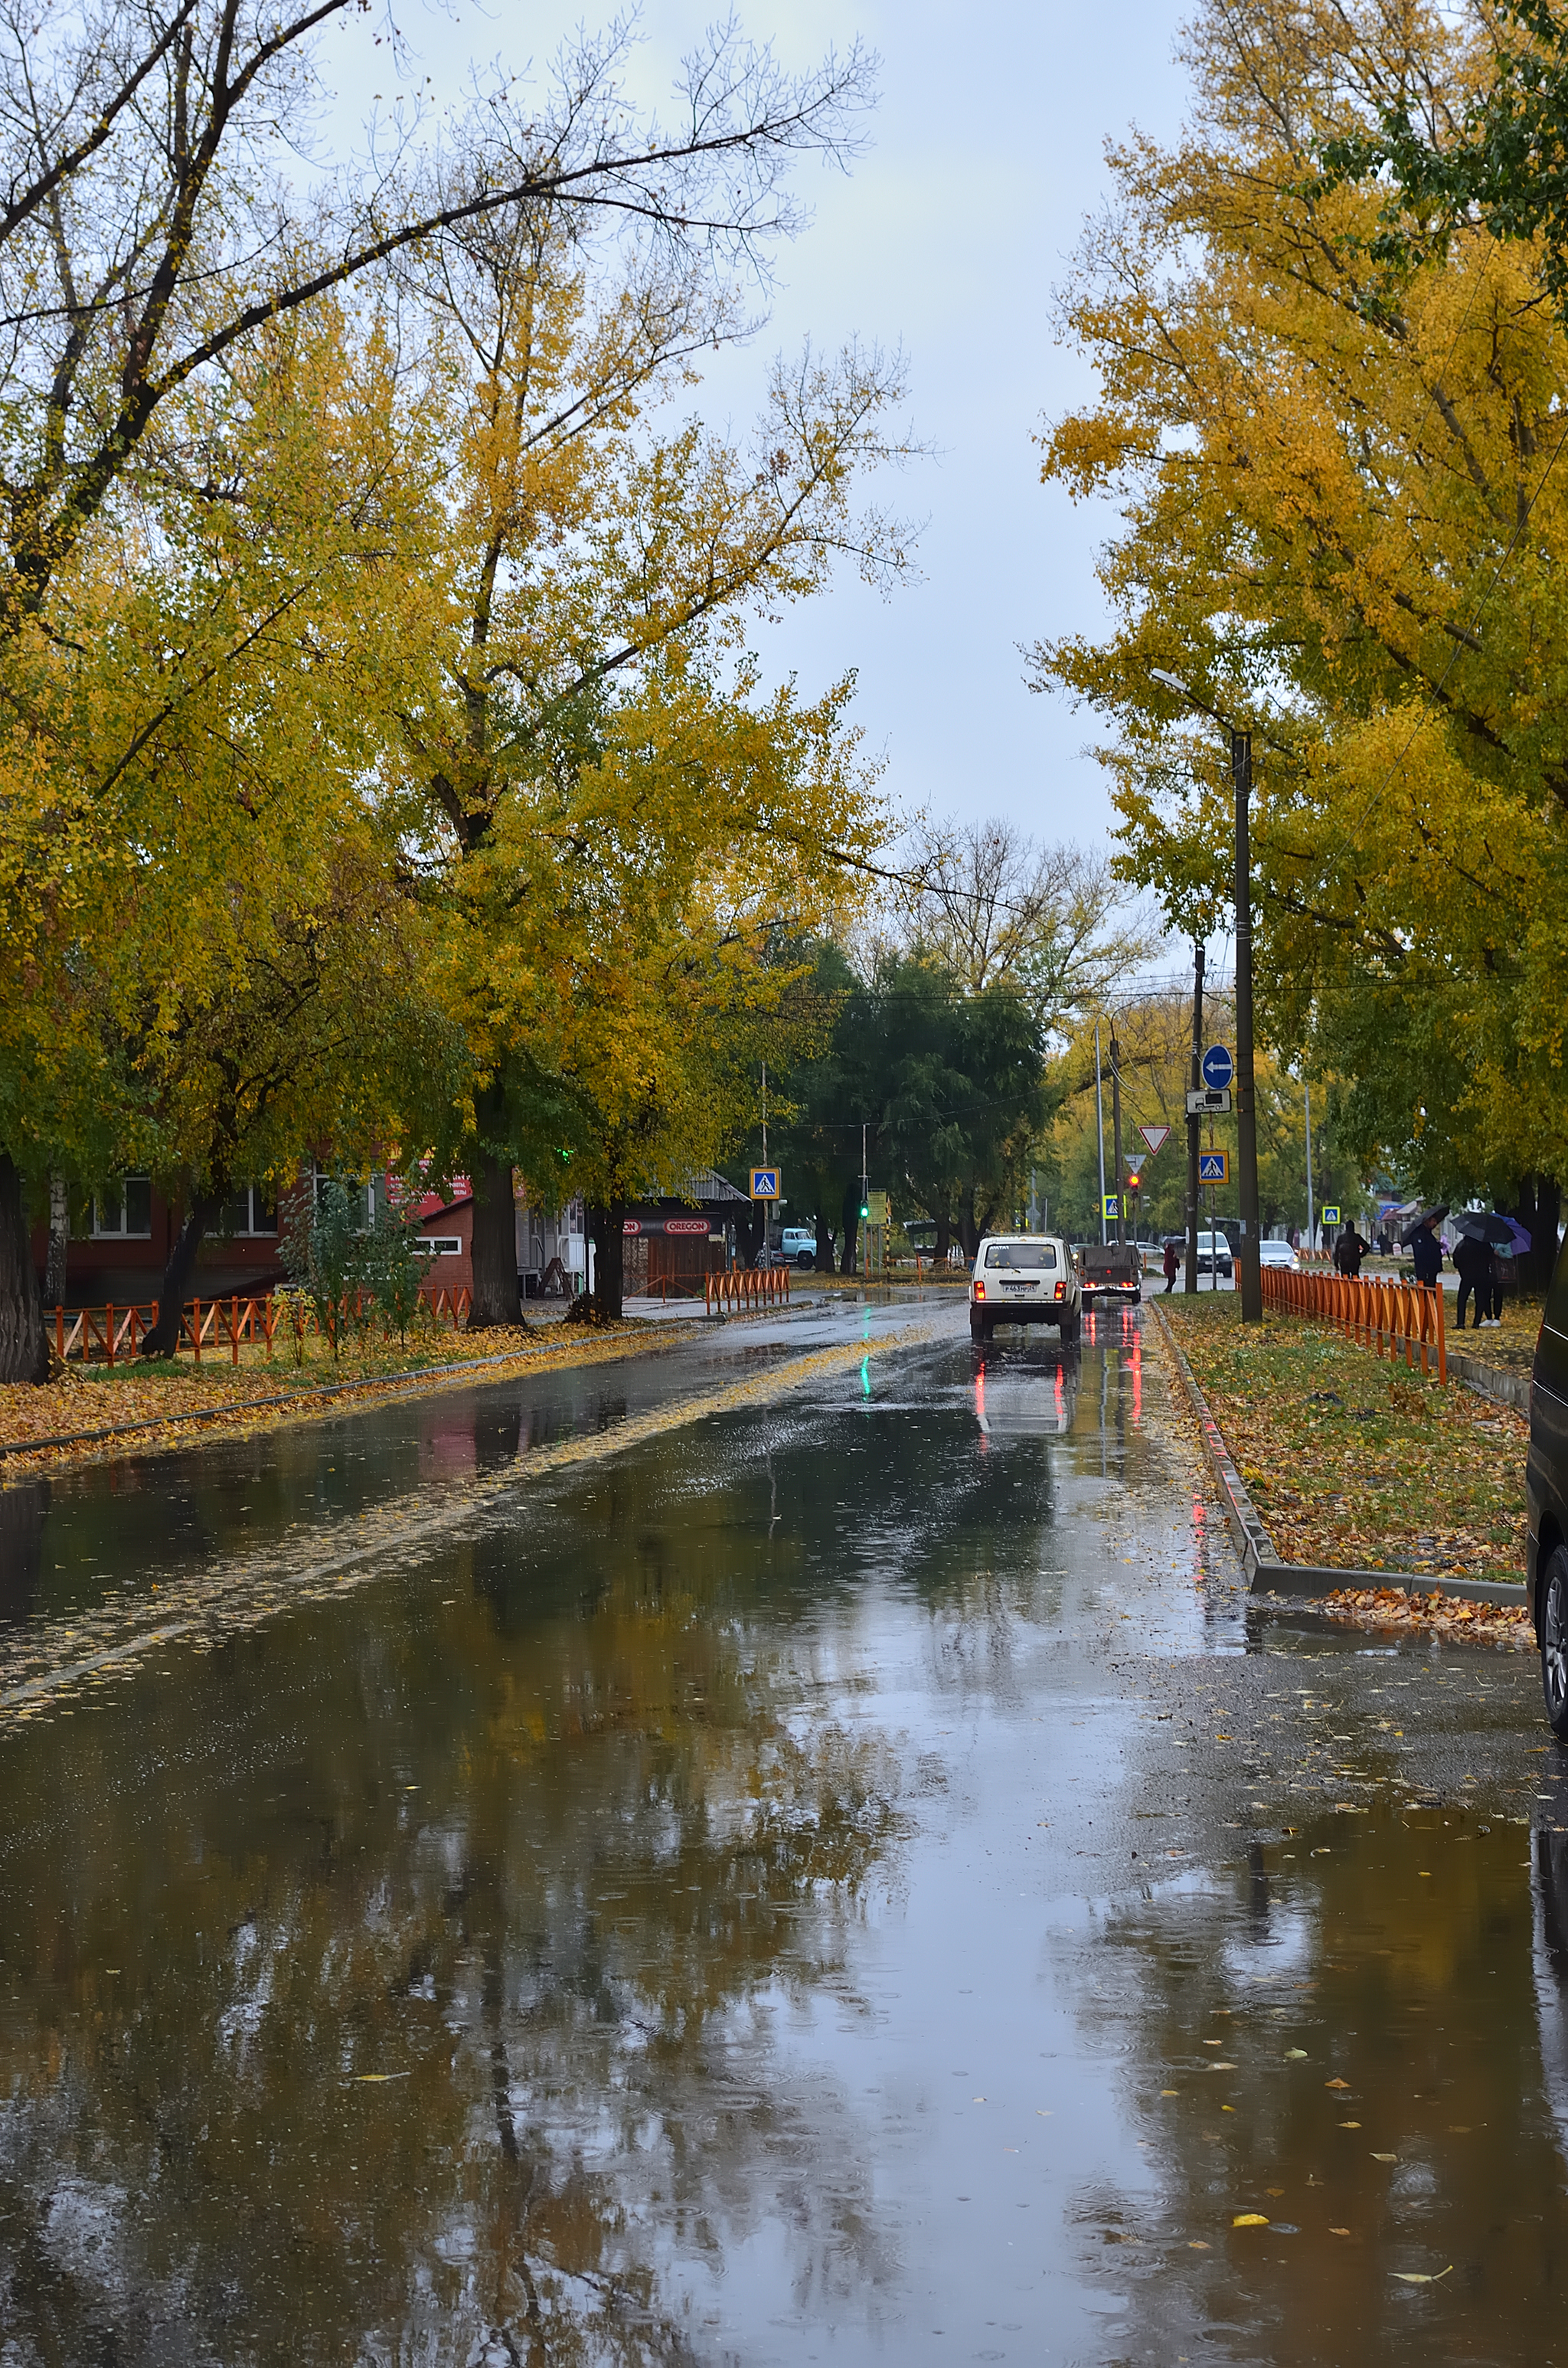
[0,1309,1560,2360]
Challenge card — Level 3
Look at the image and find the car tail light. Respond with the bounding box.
[1054,1280,1063,1299]
[973,1280,985,1301]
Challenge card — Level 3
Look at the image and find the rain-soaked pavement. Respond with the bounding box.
[0,1291,1563,2363]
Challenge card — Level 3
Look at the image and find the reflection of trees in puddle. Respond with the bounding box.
[0,1481,44,1623]
[1061,1817,1566,2361]
[0,1531,907,2360]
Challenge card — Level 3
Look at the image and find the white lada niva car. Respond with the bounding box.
[969,1233,1083,1346]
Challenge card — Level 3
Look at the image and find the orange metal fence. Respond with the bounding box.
[704,1266,792,1316]
[1261,1262,1446,1383]
[53,1284,473,1367]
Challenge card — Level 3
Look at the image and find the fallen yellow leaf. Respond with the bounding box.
[1370,2152,1398,2163]
[1233,2213,1270,2227]
[1285,2049,1308,2059]
[1393,2267,1452,2285]
[1325,2078,1351,2090]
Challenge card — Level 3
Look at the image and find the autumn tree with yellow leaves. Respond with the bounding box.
[0,0,884,1378]
[386,213,912,1322]
[1031,0,1568,1273]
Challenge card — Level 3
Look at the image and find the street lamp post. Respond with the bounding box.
[1230,728,1262,1320]
[1184,937,1204,1295]
[1152,670,1263,1323]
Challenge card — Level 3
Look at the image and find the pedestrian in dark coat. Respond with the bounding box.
[1409,1217,1443,1290]
[1162,1240,1179,1294]
[1453,1230,1489,1330]
[1334,1225,1367,1277]
[1485,1248,1506,1328]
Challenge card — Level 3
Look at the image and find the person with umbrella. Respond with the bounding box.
[1453,1222,1491,1330]
[1404,1206,1449,1294]
[1452,1210,1519,1328]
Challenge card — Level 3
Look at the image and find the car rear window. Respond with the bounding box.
[984,1241,1057,1269]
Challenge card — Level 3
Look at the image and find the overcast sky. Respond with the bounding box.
[322,0,1194,852]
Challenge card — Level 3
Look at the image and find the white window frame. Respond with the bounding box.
[223,1184,279,1238]
[92,1176,152,1238]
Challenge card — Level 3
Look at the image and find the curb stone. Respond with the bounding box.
[1148,1300,1528,1610]
[1446,1347,1530,1415]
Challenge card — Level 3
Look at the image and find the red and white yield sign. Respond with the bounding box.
[1137,1123,1172,1157]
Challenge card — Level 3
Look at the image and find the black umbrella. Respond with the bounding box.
[1399,1204,1449,1247]
[1453,1211,1516,1248]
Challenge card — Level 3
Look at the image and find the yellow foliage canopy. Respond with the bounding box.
[1031,0,1568,1191]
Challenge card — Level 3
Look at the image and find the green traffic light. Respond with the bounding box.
[859,1202,870,1220]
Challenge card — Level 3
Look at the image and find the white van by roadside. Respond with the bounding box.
[969,1234,1083,1346]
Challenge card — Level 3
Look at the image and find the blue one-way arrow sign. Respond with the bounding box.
[1201,1043,1234,1092]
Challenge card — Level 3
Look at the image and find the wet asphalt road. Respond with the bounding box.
[0,1290,1563,2365]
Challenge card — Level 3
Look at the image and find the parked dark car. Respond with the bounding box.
[1527,1233,1568,1734]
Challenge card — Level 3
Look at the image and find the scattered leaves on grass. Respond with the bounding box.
[1166,1300,1527,1586]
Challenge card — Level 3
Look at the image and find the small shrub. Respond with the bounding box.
[280,1178,363,1361]
[365,1192,435,1349]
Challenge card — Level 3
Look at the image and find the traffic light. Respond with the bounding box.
[859,1199,870,1221]
[1125,1170,1142,1196]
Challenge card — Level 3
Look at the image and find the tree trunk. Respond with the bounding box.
[0,1153,47,1382]
[814,1204,835,1273]
[1516,1174,1563,1294]
[469,1143,521,1328]
[142,1187,223,1356]
[839,1175,860,1277]
[43,1172,69,1310]
[959,1187,980,1261]
[589,1201,626,1320]
[933,1210,952,1267]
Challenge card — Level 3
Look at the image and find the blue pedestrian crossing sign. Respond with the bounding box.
[1321,1202,1341,1225]
[1199,1150,1230,1184]
[750,1167,780,1200]
[1201,1043,1235,1092]
[1102,1192,1121,1221]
